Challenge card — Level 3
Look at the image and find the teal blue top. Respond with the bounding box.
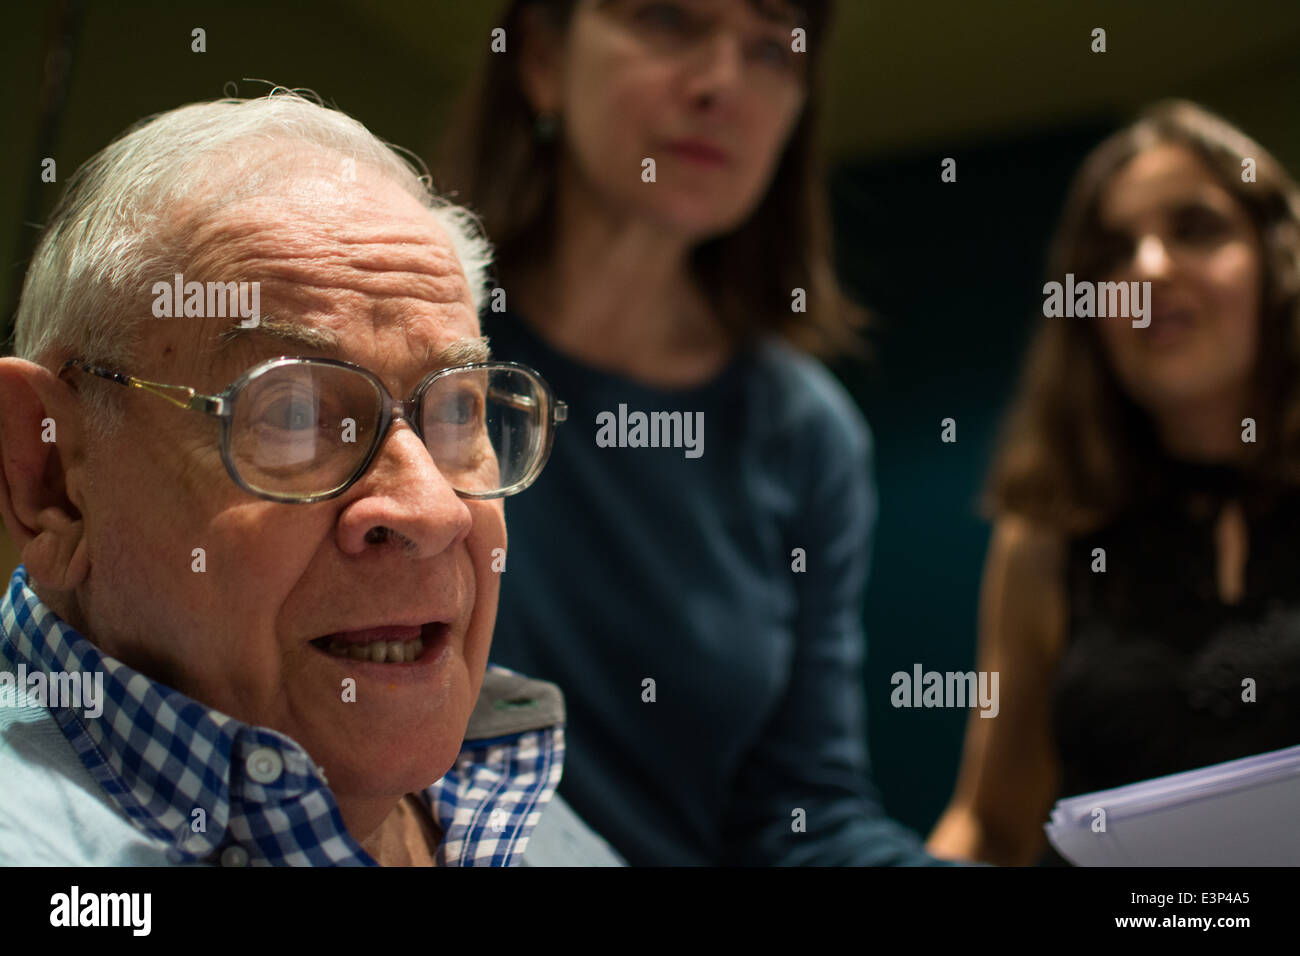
[483,310,939,865]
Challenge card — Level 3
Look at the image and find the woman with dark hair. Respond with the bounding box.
[437,0,937,865]
[927,100,1300,865]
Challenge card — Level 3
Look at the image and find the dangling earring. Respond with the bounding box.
[534,111,558,145]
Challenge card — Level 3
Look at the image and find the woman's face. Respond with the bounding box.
[1092,143,1264,415]
[535,0,809,238]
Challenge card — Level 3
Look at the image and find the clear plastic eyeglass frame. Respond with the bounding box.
[60,355,568,504]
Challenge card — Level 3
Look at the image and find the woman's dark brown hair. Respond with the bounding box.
[434,0,864,358]
[985,99,1300,534]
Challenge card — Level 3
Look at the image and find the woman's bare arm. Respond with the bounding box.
[926,515,1068,865]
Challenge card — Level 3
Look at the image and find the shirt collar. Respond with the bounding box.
[0,564,563,866]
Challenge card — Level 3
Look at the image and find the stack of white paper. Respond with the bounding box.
[1044,743,1300,865]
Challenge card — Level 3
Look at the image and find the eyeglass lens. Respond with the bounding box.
[226,363,546,498]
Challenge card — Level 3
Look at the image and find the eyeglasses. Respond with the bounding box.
[60,356,568,503]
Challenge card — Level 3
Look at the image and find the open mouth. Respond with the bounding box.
[309,622,449,664]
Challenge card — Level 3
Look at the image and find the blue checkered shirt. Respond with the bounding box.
[0,564,565,866]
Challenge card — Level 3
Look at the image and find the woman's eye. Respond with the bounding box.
[754,36,794,68]
[1093,231,1133,270]
[636,1,691,33]
[1173,206,1229,243]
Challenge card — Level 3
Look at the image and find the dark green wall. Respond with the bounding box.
[829,125,1111,833]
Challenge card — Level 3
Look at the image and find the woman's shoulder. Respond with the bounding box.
[747,337,872,461]
[985,515,1070,626]
[989,513,1067,571]
[981,514,1070,663]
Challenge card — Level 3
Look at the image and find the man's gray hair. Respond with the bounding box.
[11,89,494,430]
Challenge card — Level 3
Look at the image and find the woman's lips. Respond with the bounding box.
[1147,309,1195,347]
[665,139,729,166]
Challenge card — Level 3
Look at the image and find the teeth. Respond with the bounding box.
[325,638,423,662]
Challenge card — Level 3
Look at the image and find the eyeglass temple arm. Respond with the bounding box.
[61,361,226,415]
[485,385,568,423]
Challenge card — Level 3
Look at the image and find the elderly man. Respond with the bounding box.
[0,92,619,865]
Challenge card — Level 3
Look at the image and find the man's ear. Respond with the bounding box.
[516,4,567,116]
[0,358,90,591]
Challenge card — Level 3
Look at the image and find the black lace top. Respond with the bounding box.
[1052,460,1300,802]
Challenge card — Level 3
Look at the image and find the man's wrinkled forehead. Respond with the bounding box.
[156,159,481,382]
[215,318,490,369]
[191,165,469,294]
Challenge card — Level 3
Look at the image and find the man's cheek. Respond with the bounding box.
[467,503,506,569]
[158,425,233,508]
[465,505,504,648]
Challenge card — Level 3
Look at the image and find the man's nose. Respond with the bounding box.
[335,421,472,558]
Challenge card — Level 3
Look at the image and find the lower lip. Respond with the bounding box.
[310,623,452,684]
[667,144,728,166]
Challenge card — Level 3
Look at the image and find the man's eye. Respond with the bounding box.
[431,391,482,426]
[261,398,318,430]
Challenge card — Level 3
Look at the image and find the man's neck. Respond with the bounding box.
[358,793,441,866]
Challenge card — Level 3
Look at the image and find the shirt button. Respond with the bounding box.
[246,747,284,784]
[220,845,249,867]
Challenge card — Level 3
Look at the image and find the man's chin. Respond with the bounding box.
[307,736,465,801]
[276,650,477,792]
[292,704,470,793]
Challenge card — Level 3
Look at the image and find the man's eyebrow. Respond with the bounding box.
[216,318,491,367]
[216,317,342,352]
[431,336,491,367]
